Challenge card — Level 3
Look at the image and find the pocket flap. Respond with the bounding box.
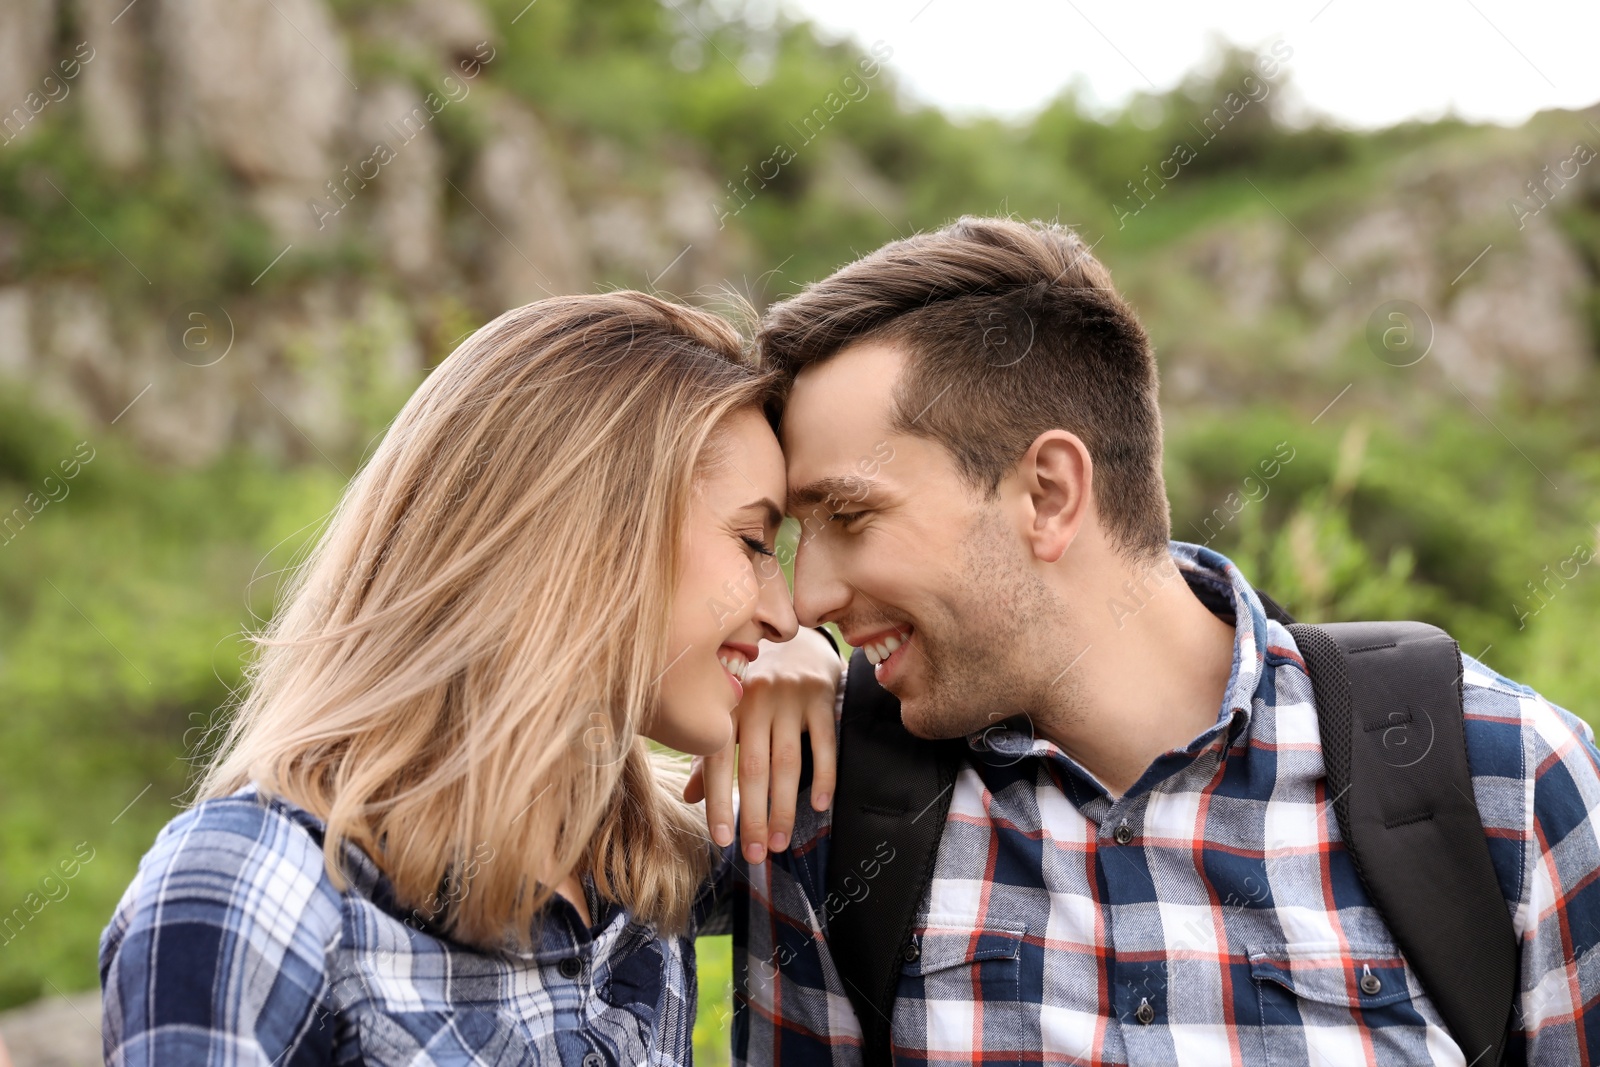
[904,922,1027,976]
[1248,942,1413,1009]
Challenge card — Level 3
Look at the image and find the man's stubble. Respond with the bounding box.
[900,505,1087,742]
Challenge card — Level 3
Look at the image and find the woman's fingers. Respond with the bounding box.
[683,756,706,804]
[765,690,804,855]
[723,629,845,862]
[701,739,736,849]
[735,697,772,863]
[804,681,838,811]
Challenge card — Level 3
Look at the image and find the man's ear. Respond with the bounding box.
[1021,430,1092,564]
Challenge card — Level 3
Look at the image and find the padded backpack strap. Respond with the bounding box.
[1289,620,1518,1066]
[828,647,964,1065]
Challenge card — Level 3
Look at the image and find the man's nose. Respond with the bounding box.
[791,534,850,629]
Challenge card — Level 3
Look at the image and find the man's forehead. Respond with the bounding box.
[780,340,904,455]
[780,345,912,516]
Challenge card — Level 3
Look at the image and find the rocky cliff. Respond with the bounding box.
[0,0,742,465]
[0,0,1594,468]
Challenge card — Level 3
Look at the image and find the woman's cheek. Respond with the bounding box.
[707,554,760,639]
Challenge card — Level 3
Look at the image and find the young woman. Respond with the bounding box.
[100,292,828,1066]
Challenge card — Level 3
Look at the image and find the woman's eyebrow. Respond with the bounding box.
[740,498,784,528]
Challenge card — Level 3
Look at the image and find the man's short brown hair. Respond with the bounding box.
[759,215,1170,560]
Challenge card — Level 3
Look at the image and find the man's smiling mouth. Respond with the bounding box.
[846,626,914,679]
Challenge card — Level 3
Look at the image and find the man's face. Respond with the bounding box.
[782,341,1068,739]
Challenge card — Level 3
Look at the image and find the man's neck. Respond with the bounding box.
[1032,557,1239,800]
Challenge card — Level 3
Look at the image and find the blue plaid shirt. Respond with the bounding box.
[729,541,1600,1066]
[100,785,728,1066]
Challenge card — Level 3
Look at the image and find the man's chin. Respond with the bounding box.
[896,698,970,742]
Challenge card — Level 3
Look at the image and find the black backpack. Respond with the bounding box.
[822,595,1520,1066]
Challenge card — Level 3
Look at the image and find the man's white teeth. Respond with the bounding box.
[719,654,749,681]
[864,634,903,666]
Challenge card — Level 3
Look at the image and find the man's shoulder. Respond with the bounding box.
[1456,651,1600,909]
[1459,651,1597,782]
[1271,628,1595,789]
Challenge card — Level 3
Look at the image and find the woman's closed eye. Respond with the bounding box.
[741,533,776,557]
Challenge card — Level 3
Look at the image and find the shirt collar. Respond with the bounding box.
[1170,538,1273,742]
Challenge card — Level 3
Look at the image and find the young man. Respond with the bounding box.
[723,216,1600,1065]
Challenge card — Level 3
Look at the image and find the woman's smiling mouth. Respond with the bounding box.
[718,642,757,697]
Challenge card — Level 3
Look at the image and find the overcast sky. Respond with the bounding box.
[782,0,1600,129]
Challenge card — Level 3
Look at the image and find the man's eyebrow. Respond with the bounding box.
[787,476,878,514]
[739,498,784,528]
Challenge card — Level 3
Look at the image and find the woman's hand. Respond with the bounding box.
[683,627,842,862]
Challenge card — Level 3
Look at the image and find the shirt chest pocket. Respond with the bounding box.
[1248,942,1453,1067]
[895,923,1029,1053]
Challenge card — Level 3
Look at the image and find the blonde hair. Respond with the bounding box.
[199,291,773,948]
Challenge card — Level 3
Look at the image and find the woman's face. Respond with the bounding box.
[653,408,798,755]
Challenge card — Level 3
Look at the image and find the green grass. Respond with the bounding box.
[694,935,736,1067]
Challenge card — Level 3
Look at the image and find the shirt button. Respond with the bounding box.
[1136,997,1155,1024]
[582,1054,604,1067]
[1360,969,1382,995]
[902,938,921,962]
[1113,822,1134,845]
[558,956,583,980]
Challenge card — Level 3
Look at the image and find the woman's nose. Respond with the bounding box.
[755,555,799,642]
